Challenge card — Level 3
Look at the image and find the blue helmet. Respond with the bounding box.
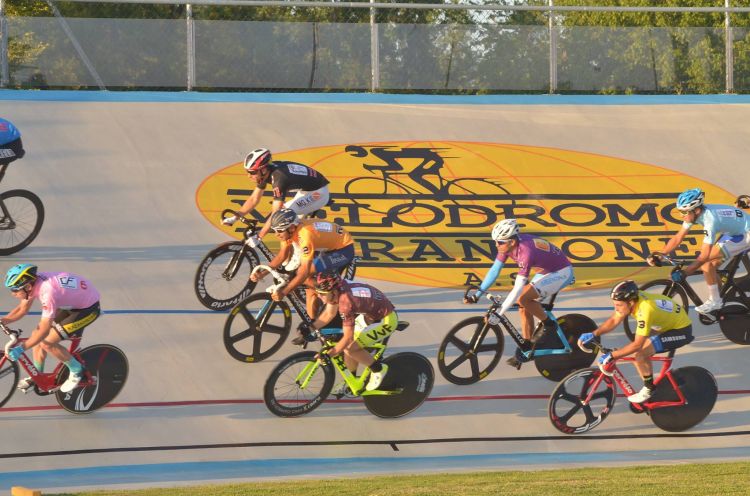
[676,188,704,212]
[5,263,38,291]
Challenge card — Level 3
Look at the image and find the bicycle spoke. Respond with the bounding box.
[228,327,257,344]
[557,403,583,423]
[261,324,288,336]
[475,342,499,353]
[447,334,470,353]
[469,355,480,378]
[581,404,598,423]
[443,353,470,373]
[590,389,611,402]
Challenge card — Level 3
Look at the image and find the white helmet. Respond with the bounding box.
[491,218,519,241]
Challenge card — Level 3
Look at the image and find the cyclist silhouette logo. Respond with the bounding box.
[343,144,513,214]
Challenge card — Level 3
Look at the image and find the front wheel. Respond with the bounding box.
[548,367,616,434]
[649,366,717,432]
[718,296,750,345]
[223,293,292,363]
[437,316,504,385]
[0,354,20,408]
[534,313,598,382]
[623,280,690,341]
[194,241,260,311]
[55,344,129,414]
[263,351,335,418]
[0,189,45,256]
[363,352,434,418]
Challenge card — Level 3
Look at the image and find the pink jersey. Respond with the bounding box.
[30,272,100,319]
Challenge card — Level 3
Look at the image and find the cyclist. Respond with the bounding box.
[222,148,330,245]
[648,187,750,314]
[465,218,575,367]
[252,208,355,319]
[0,118,25,165]
[1,264,101,394]
[301,271,396,395]
[578,280,694,403]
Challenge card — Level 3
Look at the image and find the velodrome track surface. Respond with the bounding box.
[1,92,750,492]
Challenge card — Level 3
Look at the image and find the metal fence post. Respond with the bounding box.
[187,4,195,91]
[370,0,379,92]
[0,0,9,87]
[549,0,557,94]
[725,0,734,94]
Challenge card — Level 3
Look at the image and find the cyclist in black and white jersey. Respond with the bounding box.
[222,148,330,247]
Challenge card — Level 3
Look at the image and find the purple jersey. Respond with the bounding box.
[497,234,571,278]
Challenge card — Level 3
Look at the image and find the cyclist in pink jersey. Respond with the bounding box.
[465,219,575,365]
[2,264,101,393]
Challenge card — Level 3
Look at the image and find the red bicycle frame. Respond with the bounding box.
[2,335,87,393]
[582,354,687,412]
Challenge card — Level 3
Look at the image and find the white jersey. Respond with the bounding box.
[683,204,750,245]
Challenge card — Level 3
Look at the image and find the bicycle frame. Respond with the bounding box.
[582,354,686,413]
[294,335,399,397]
[1,331,87,393]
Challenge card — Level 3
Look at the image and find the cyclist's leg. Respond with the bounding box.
[284,185,330,218]
[351,311,399,367]
[46,302,101,371]
[527,266,575,340]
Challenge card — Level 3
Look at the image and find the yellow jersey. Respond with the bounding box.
[289,219,354,262]
[620,291,691,337]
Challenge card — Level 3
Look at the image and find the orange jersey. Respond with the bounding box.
[289,219,354,261]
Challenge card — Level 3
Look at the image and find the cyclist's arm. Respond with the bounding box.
[280,258,313,297]
[257,199,285,239]
[658,226,689,256]
[684,242,713,275]
[591,311,627,337]
[475,259,504,298]
[235,187,265,217]
[311,302,339,330]
[1,297,34,325]
[611,333,648,360]
[327,323,354,357]
[20,316,53,350]
[495,274,527,317]
[267,242,293,270]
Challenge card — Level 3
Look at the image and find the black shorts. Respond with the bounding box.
[52,302,101,340]
[649,325,694,353]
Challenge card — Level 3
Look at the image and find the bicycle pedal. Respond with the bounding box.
[506,356,523,370]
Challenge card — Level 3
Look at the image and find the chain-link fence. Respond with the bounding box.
[2,1,750,93]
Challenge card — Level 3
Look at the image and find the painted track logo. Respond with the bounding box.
[195,142,736,289]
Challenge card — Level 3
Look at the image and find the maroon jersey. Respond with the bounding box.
[338,281,395,326]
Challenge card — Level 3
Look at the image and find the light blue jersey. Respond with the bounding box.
[683,204,750,245]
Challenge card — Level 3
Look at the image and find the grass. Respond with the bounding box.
[47,461,750,496]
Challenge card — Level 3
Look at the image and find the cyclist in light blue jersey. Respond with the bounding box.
[648,188,750,314]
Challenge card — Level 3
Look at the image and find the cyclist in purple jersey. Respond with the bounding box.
[465,219,575,363]
[222,148,330,246]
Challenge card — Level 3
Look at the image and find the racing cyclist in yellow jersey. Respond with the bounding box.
[252,208,355,319]
[578,280,693,403]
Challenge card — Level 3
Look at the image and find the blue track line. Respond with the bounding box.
[2,446,750,491]
[3,89,750,105]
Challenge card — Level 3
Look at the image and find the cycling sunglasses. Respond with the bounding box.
[495,239,511,245]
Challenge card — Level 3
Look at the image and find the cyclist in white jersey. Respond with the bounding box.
[648,188,750,314]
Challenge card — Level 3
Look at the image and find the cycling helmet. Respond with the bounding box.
[269,208,300,232]
[5,263,38,291]
[610,280,639,301]
[244,148,272,173]
[314,271,343,293]
[676,188,705,212]
[491,218,520,242]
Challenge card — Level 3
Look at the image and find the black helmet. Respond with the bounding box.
[269,208,299,232]
[610,280,639,301]
[314,271,343,293]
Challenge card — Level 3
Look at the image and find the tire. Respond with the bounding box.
[194,241,259,311]
[623,280,689,341]
[0,189,44,256]
[534,314,598,382]
[263,351,335,418]
[437,316,504,385]
[548,367,616,435]
[55,345,129,414]
[363,352,434,418]
[0,354,19,408]
[649,366,718,432]
[223,293,292,363]
[718,296,750,345]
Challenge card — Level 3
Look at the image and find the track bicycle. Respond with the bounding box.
[0,323,128,413]
[223,262,357,363]
[0,161,44,255]
[437,286,598,384]
[264,323,434,418]
[623,251,750,345]
[548,341,717,434]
